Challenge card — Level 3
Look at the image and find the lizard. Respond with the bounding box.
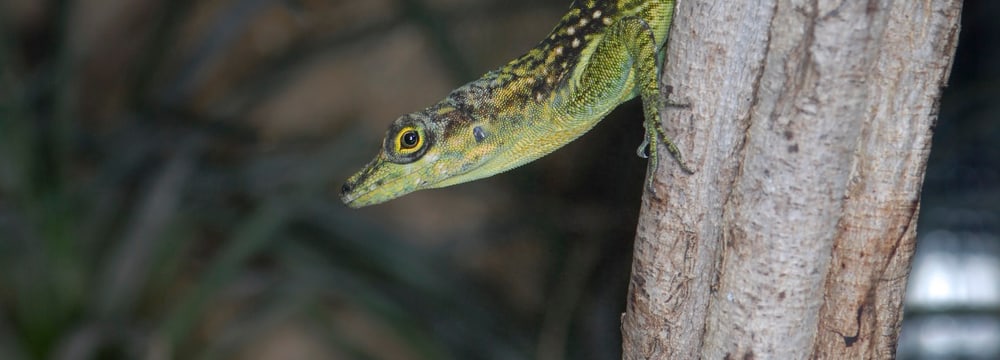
[340,0,689,208]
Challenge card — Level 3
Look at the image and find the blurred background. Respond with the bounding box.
[0,0,995,359]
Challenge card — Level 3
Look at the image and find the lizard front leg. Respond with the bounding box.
[556,15,691,192]
[615,16,692,191]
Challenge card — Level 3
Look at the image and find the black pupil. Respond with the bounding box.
[401,131,419,148]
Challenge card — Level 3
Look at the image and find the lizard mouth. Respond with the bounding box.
[339,160,440,208]
[339,177,387,208]
[339,180,387,209]
[338,182,360,205]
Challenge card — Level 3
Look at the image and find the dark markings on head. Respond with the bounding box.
[424,81,495,141]
[443,109,472,140]
[441,81,494,119]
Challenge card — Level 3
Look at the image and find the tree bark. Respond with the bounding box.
[621,0,962,359]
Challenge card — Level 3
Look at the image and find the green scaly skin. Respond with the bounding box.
[341,0,687,208]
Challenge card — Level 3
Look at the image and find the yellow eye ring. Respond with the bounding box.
[395,126,423,153]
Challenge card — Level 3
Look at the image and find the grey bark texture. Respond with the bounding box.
[621,0,963,359]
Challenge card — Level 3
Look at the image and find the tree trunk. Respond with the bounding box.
[621,0,962,358]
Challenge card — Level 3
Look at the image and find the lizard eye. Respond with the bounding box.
[401,130,419,148]
[383,117,432,164]
[395,126,424,154]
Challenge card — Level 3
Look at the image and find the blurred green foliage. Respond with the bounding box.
[0,0,550,358]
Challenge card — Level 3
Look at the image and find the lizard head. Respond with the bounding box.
[340,105,505,208]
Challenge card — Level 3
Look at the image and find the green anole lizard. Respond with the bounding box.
[341,0,688,208]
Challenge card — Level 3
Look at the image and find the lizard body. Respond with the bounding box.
[341,0,686,208]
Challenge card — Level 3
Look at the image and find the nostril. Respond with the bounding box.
[340,183,352,195]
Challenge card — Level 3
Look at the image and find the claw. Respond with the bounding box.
[636,138,650,158]
[644,158,658,195]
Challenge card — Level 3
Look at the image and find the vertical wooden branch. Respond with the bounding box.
[621,0,962,358]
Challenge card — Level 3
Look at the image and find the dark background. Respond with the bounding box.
[0,0,995,359]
